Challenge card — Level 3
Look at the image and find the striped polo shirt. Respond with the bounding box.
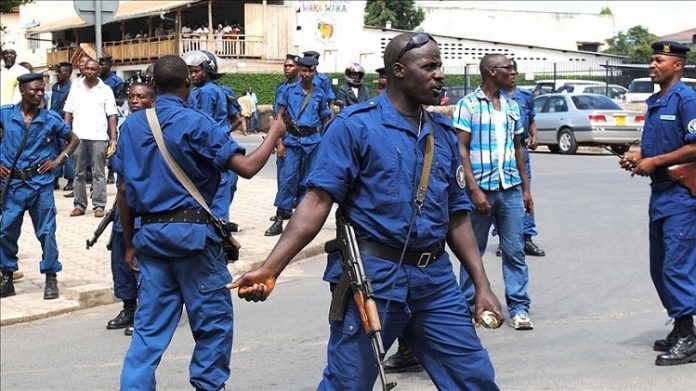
[453,87,523,191]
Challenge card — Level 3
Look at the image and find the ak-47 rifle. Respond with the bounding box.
[281,111,300,135]
[325,213,397,391]
[604,146,696,197]
[86,198,118,249]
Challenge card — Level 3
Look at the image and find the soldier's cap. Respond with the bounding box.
[17,73,44,84]
[375,67,386,78]
[98,55,113,64]
[286,54,300,63]
[58,62,73,68]
[298,56,318,68]
[303,50,320,60]
[651,40,690,58]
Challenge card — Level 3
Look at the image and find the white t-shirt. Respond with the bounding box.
[63,78,118,141]
[492,109,509,186]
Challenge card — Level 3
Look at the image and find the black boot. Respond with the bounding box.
[106,169,115,184]
[495,246,502,257]
[44,273,59,300]
[655,316,696,366]
[124,325,135,336]
[524,235,546,256]
[63,180,74,191]
[269,209,293,221]
[654,327,678,352]
[383,339,423,373]
[265,217,283,236]
[1,272,16,298]
[107,299,136,329]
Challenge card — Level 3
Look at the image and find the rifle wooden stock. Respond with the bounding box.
[667,161,696,197]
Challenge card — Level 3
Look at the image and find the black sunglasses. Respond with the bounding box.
[396,33,437,61]
[491,64,516,71]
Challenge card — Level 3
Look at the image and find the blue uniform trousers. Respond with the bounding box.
[0,182,62,274]
[318,258,498,390]
[461,186,531,317]
[273,143,319,211]
[120,239,234,391]
[109,231,137,300]
[649,210,696,318]
[491,145,537,237]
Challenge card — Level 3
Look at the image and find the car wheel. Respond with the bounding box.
[611,144,630,155]
[557,128,578,154]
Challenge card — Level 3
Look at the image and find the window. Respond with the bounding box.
[545,97,568,113]
[571,95,621,110]
[534,97,548,113]
[28,34,40,50]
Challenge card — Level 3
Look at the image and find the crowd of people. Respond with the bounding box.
[0,31,694,390]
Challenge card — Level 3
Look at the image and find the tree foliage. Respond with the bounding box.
[604,25,659,64]
[364,0,425,31]
[599,7,613,16]
[1,0,34,33]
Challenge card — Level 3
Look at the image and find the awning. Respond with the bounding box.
[27,0,202,34]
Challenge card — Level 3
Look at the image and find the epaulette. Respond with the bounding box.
[338,99,378,119]
[46,109,65,122]
[675,83,696,101]
[0,104,16,111]
[517,87,533,96]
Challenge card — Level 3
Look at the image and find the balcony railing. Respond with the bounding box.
[180,34,263,59]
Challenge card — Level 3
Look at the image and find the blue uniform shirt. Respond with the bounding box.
[189,81,229,128]
[314,72,336,102]
[503,87,535,139]
[50,81,72,117]
[642,80,696,221]
[306,93,473,297]
[0,105,71,187]
[273,79,298,114]
[219,85,239,119]
[100,72,124,99]
[278,81,331,129]
[111,95,244,258]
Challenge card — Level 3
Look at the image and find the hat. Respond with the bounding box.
[303,50,320,60]
[98,55,113,64]
[285,54,300,63]
[17,73,44,84]
[2,42,17,53]
[651,41,690,58]
[58,62,73,68]
[298,56,318,68]
[375,67,386,78]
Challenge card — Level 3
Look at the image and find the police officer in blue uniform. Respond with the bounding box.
[51,61,75,192]
[113,55,285,389]
[302,50,336,108]
[0,73,80,299]
[494,59,545,257]
[231,32,503,390]
[269,54,301,223]
[265,55,331,236]
[620,41,696,366]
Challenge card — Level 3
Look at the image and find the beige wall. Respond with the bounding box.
[0,9,53,70]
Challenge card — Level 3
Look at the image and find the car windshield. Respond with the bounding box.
[571,95,622,110]
[629,81,654,93]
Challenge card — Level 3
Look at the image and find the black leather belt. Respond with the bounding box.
[356,238,446,268]
[11,166,41,180]
[289,126,319,137]
[140,209,210,224]
[651,168,671,183]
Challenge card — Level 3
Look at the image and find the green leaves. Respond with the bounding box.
[364,0,425,31]
[603,25,659,64]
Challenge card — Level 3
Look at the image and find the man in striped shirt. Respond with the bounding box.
[453,53,535,331]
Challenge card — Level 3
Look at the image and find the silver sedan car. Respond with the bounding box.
[534,93,644,154]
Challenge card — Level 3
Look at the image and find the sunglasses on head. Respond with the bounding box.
[396,33,437,61]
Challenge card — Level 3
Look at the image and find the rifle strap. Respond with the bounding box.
[1,121,32,212]
[146,108,218,220]
[415,111,436,210]
[295,85,315,123]
[329,273,352,322]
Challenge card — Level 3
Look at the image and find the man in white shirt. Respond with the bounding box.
[0,43,30,106]
[63,59,118,218]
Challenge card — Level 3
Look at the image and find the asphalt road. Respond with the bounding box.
[2,149,695,390]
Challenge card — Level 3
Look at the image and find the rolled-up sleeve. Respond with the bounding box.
[452,99,472,133]
[305,116,358,204]
[190,117,245,170]
[681,97,696,144]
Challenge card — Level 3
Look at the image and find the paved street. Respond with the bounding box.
[2,148,695,389]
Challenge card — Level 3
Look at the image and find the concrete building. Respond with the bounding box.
[0,3,53,71]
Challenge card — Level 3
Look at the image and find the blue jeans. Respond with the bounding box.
[460,185,531,317]
[491,146,537,237]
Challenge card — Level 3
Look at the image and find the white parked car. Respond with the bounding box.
[625,77,696,103]
[556,83,628,103]
[532,79,603,96]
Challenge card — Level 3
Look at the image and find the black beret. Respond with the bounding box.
[651,41,690,58]
[98,55,113,63]
[303,50,320,60]
[17,73,44,84]
[375,67,386,78]
[285,54,299,63]
[58,62,73,68]
[298,56,318,68]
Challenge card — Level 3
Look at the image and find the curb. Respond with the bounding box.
[1,242,327,327]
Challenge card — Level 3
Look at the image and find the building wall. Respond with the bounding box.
[415,1,615,52]
[0,7,53,71]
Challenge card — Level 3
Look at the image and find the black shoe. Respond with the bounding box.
[655,330,696,366]
[106,173,115,184]
[63,181,74,191]
[495,247,502,257]
[654,328,678,352]
[44,274,59,300]
[0,273,16,298]
[64,191,74,198]
[107,308,135,329]
[269,209,293,221]
[124,325,134,336]
[383,342,423,374]
[524,236,546,257]
[264,218,283,236]
[53,180,60,190]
